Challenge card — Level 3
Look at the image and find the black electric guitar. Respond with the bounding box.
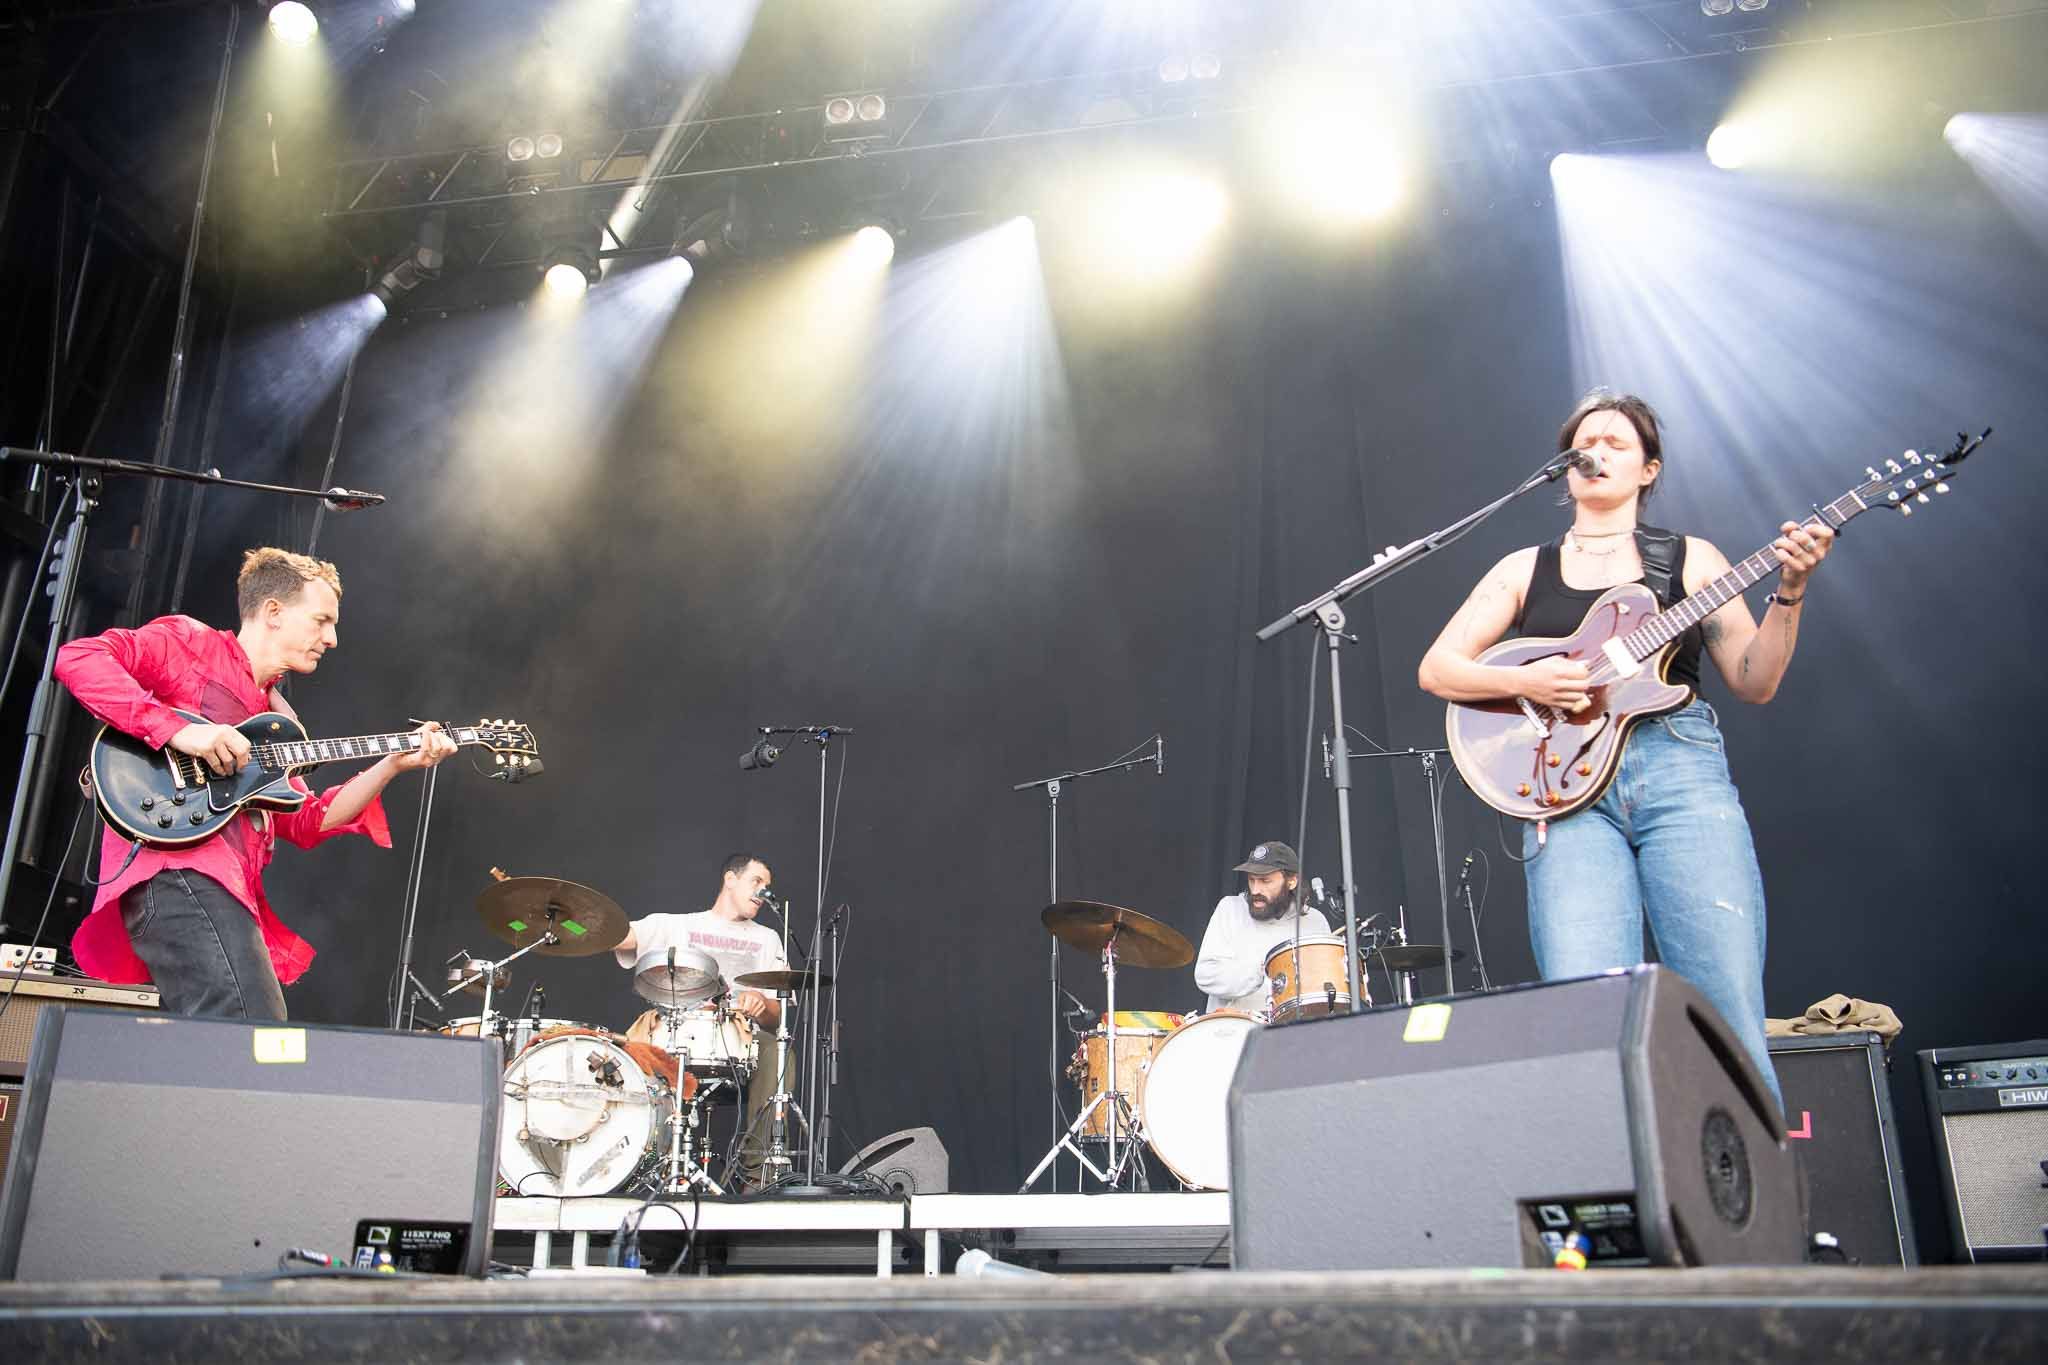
[88,711,541,847]
[1446,430,1989,820]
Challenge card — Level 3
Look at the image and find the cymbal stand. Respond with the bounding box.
[1019,926,1138,1192]
[446,921,560,1044]
[660,1078,724,1196]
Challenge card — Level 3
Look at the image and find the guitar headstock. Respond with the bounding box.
[1852,428,1991,523]
[473,718,543,780]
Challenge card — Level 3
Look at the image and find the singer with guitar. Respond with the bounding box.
[1417,391,1832,1102]
[52,547,457,1019]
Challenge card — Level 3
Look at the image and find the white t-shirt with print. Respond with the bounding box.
[615,910,788,995]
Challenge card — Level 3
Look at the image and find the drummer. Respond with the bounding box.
[1193,841,1330,1015]
[613,853,785,1030]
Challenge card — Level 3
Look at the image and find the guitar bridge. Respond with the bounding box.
[1516,697,1552,738]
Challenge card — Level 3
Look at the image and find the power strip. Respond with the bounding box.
[1,943,58,972]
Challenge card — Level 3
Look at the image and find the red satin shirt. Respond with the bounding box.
[52,615,389,986]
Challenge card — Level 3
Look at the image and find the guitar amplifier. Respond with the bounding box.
[0,1081,19,1196]
[1918,1039,2048,1262]
[0,977,159,1080]
[1767,1033,1916,1264]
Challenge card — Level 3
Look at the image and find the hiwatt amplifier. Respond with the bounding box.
[1918,1039,2048,1262]
[0,977,158,1079]
[0,1007,502,1280]
[1227,965,1806,1270]
[1767,1032,1917,1264]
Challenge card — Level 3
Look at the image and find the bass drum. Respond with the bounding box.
[499,1029,671,1197]
[1138,1010,1260,1191]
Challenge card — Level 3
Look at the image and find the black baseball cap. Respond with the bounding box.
[1233,841,1300,875]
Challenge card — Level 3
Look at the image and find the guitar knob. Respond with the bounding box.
[1545,754,1561,769]
[190,812,206,825]
[157,814,174,829]
[1543,792,1561,807]
[140,797,155,810]
[171,793,186,806]
[1577,763,1593,777]
[1516,783,1532,798]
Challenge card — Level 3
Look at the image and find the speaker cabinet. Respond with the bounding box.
[1919,1039,2048,1262]
[840,1126,949,1194]
[0,1007,502,1280]
[1768,1032,1917,1264]
[0,1081,19,1195]
[1227,966,1805,1270]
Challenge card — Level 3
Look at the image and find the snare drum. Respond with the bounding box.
[499,1028,672,1197]
[1138,1010,1259,1190]
[626,1006,757,1079]
[1065,1014,1178,1142]
[1263,935,1369,1022]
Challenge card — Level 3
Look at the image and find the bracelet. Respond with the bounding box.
[1767,591,1803,608]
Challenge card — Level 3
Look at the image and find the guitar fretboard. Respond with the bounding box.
[256,725,487,770]
[1619,491,1863,660]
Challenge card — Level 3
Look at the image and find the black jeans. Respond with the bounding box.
[119,869,288,1020]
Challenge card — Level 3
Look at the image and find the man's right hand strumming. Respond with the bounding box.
[170,722,252,777]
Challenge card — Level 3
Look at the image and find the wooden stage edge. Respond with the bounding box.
[4,1267,2047,1363]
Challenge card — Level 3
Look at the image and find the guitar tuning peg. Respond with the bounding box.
[1904,478,1918,491]
[1904,450,1922,465]
[1899,503,1914,517]
[1885,459,1903,474]
[1916,492,1930,504]
[1935,482,1950,494]
[1865,466,1880,481]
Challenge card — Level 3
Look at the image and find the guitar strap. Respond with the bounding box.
[1633,523,1681,609]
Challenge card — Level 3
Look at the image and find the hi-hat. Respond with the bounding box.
[1375,944,1465,973]
[632,946,722,1007]
[734,969,834,994]
[475,876,627,957]
[1040,901,1193,969]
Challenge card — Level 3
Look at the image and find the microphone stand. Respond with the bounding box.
[1012,739,1160,1190]
[0,446,386,935]
[1255,453,1576,1016]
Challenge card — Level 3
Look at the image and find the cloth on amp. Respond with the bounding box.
[1767,994,1903,1045]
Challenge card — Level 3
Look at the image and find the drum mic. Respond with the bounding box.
[1309,876,1329,908]
[1456,852,1475,897]
[1321,733,1331,780]
[1155,735,1163,775]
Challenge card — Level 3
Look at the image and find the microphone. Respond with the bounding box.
[1456,852,1475,898]
[1309,876,1328,909]
[956,1249,1054,1280]
[1155,735,1164,775]
[1321,733,1331,780]
[530,984,545,1028]
[758,724,854,736]
[739,737,781,770]
[1565,449,1605,478]
[321,486,385,512]
[753,887,780,911]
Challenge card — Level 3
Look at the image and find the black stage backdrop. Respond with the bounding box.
[56,168,2048,1261]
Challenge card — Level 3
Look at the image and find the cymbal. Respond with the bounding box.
[632,947,722,1008]
[734,969,834,994]
[1375,944,1466,973]
[475,876,628,957]
[1040,901,1193,969]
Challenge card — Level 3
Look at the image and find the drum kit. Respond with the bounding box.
[1021,899,1462,1193]
[429,875,822,1198]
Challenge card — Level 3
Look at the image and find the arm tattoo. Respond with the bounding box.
[1701,617,1723,649]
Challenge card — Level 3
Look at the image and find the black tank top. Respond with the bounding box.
[1514,531,1704,695]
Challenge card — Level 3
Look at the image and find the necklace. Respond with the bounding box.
[1567,529,1630,557]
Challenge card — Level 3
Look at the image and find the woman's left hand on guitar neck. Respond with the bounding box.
[1695,520,1834,705]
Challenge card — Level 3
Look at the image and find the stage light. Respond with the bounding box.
[268,2,318,47]
[1737,0,1770,10]
[825,97,855,126]
[541,245,599,300]
[824,91,889,143]
[856,94,886,123]
[507,136,536,163]
[1190,53,1222,81]
[371,213,446,309]
[1944,113,2048,254]
[1158,55,1190,84]
[852,224,897,266]
[392,0,416,14]
[1706,123,1754,170]
[1700,0,1734,15]
[535,132,564,160]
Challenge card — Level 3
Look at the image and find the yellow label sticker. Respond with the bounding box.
[1403,1003,1452,1043]
[252,1028,307,1064]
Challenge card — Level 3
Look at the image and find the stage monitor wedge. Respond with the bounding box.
[1228,966,1806,1270]
[0,1007,501,1281]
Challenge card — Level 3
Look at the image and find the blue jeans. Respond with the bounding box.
[1521,701,1780,1108]
[119,870,288,1021]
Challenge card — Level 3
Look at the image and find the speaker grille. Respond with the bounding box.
[1941,1109,2048,1255]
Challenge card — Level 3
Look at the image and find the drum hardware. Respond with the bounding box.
[733,969,832,1192]
[498,1028,669,1198]
[1020,901,1194,1193]
[1371,929,1465,1005]
[632,946,721,1010]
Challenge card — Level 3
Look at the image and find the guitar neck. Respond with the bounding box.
[261,725,480,770]
[1627,492,1862,653]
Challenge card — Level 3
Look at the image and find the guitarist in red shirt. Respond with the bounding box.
[53,547,456,1019]
[1418,390,1832,1103]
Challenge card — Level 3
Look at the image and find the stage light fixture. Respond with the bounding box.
[268,1,318,47]
[1158,55,1190,83]
[370,213,446,308]
[1737,0,1770,10]
[856,94,886,123]
[507,136,536,163]
[542,248,597,300]
[823,92,890,144]
[852,224,897,266]
[1705,122,1753,170]
[1190,53,1222,81]
[825,97,856,126]
[1700,0,1734,14]
[535,132,564,160]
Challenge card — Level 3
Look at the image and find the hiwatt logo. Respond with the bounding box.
[1996,1087,2048,1108]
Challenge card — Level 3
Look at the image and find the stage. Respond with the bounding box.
[3,1266,2044,1362]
